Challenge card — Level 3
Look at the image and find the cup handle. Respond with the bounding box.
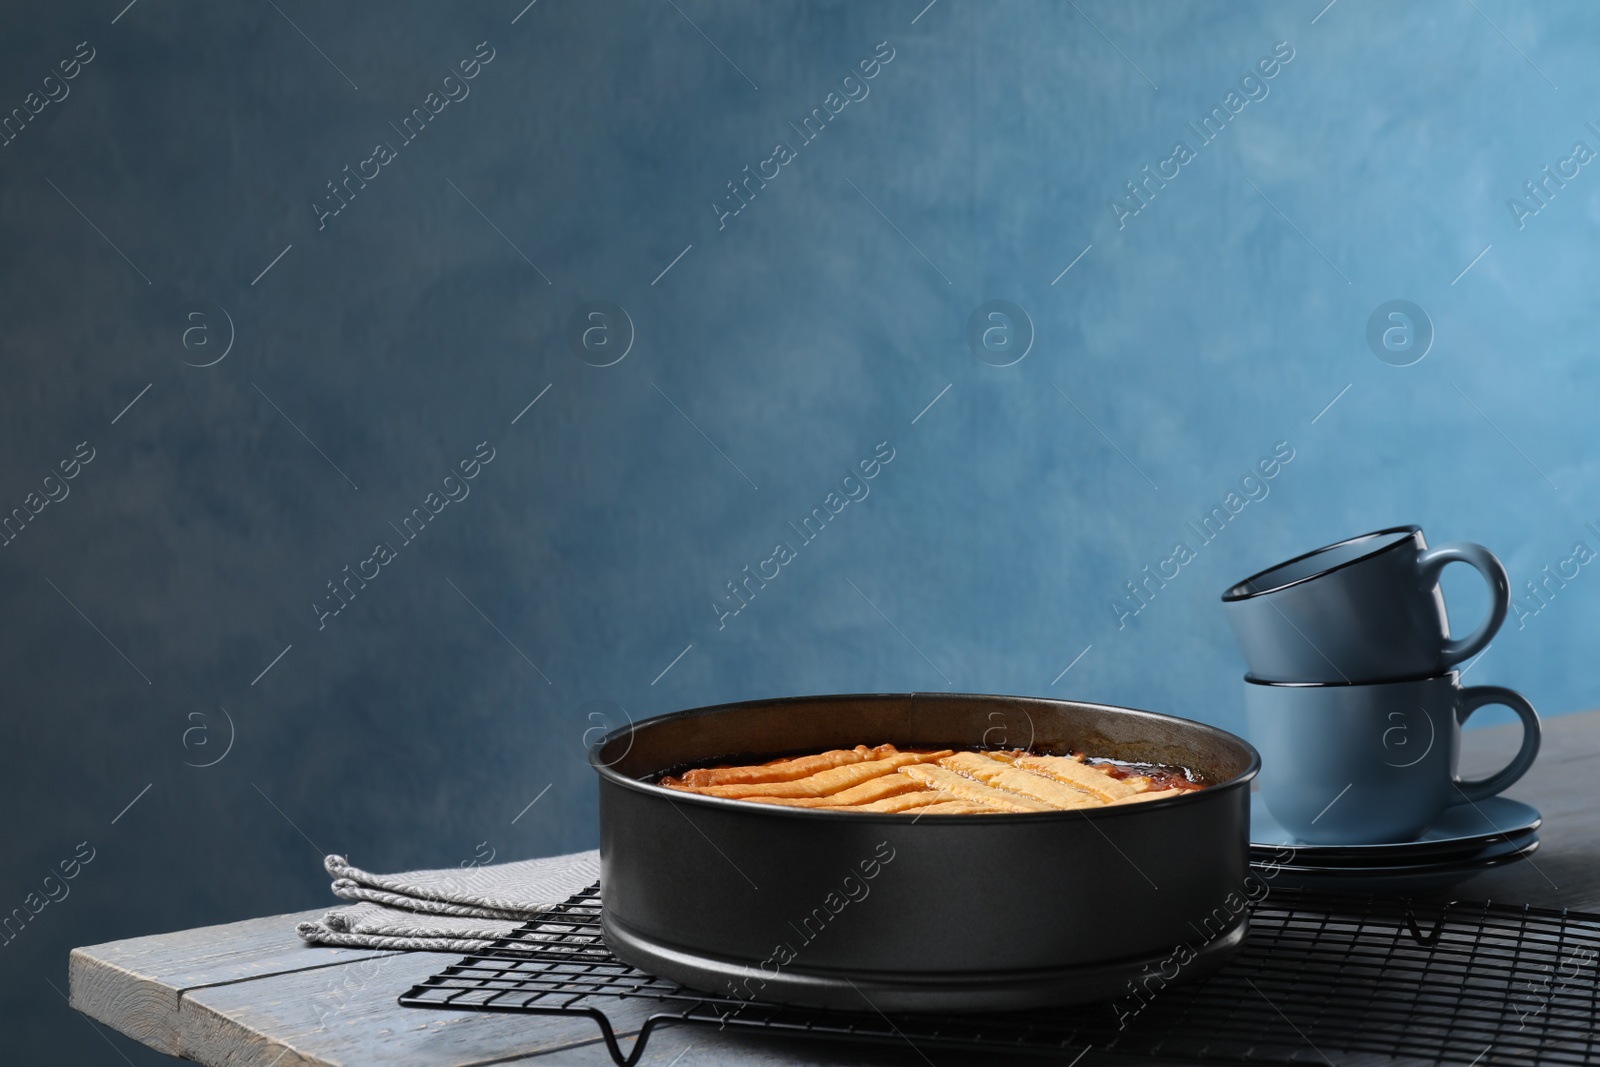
[1417,541,1510,666]
[1454,685,1541,801]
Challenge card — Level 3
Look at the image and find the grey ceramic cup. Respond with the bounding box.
[1222,526,1509,684]
[1245,672,1540,845]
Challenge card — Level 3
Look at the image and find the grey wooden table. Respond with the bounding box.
[69,712,1600,1066]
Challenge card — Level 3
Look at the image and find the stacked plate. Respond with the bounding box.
[1248,794,1542,893]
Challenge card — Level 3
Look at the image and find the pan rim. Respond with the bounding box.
[588,690,1261,823]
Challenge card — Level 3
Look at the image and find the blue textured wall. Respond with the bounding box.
[4,1,1597,1060]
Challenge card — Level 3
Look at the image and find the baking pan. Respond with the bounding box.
[589,692,1260,1012]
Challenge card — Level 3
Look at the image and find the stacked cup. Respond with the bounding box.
[1222,525,1541,846]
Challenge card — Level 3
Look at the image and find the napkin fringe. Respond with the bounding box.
[296,849,600,952]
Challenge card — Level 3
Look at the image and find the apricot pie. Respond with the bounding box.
[658,744,1204,814]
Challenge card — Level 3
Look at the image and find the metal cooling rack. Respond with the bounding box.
[399,883,1600,1066]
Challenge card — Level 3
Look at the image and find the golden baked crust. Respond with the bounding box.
[687,751,952,799]
[1013,754,1149,802]
[1108,786,1187,805]
[660,745,1202,815]
[737,774,932,808]
[678,745,894,787]
[938,752,1103,810]
[901,800,998,815]
[898,764,1057,813]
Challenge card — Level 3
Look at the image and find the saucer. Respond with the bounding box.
[1249,836,1540,895]
[1254,831,1531,872]
[1249,793,1541,862]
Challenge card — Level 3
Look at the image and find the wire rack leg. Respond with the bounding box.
[488,1005,676,1067]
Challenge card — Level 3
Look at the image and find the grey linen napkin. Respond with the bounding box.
[296,849,600,952]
